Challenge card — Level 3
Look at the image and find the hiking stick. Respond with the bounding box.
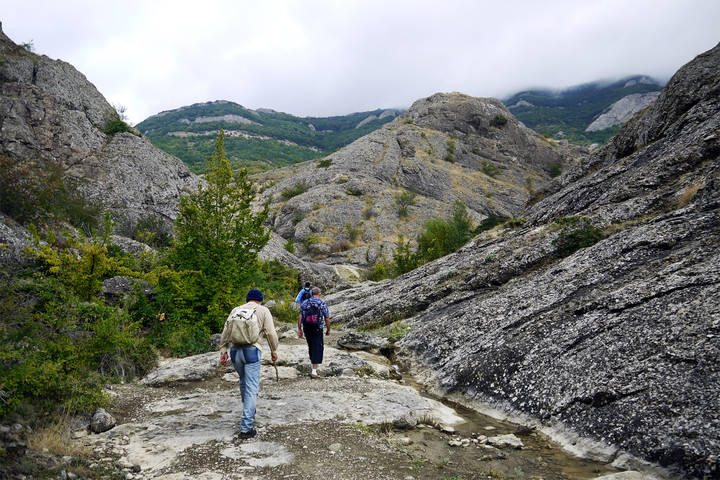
[273,360,279,382]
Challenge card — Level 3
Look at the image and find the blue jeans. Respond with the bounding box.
[230,346,262,432]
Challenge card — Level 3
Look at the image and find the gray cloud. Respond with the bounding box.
[2,0,719,124]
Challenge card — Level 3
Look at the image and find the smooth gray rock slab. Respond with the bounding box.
[336,332,389,352]
[140,352,219,386]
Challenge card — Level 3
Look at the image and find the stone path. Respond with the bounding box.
[75,334,666,480]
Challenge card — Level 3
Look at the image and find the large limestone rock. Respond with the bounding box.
[252,93,580,269]
[585,92,660,132]
[0,28,199,229]
[258,232,341,289]
[325,43,720,478]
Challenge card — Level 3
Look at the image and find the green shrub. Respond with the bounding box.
[550,163,563,177]
[118,214,172,248]
[474,215,508,234]
[505,217,526,228]
[269,301,298,324]
[0,274,156,419]
[317,158,332,168]
[362,205,375,220]
[392,235,420,275]
[482,160,501,178]
[394,190,417,217]
[369,257,393,281]
[392,202,474,275]
[404,119,413,125]
[346,223,362,243]
[284,238,295,253]
[553,217,604,257]
[281,181,309,199]
[444,138,456,162]
[385,321,410,342]
[344,186,363,196]
[0,155,102,231]
[525,177,534,194]
[102,119,138,136]
[491,115,508,127]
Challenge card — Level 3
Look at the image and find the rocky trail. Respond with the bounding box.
[67,328,662,480]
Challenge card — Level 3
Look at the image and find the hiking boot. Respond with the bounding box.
[238,428,257,439]
[310,373,320,379]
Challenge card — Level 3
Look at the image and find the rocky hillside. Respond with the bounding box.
[252,93,581,270]
[327,44,720,478]
[505,75,664,144]
[136,100,401,174]
[0,27,199,230]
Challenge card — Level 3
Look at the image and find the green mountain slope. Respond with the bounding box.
[504,75,663,144]
[136,101,401,173]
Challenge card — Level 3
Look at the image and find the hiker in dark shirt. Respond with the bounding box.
[298,287,330,379]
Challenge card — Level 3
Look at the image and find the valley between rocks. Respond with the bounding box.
[69,330,661,480]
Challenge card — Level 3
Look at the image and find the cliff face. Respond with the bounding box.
[252,93,579,268]
[326,44,720,478]
[0,29,199,228]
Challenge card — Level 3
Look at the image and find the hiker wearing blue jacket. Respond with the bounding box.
[294,281,313,307]
[298,287,331,379]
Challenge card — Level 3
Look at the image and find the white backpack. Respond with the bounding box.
[227,305,261,345]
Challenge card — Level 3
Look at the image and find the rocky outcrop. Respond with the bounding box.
[585,92,660,132]
[0,28,199,229]
[252,93,580,269]
[325,43,720,478]
[258,232,342,288]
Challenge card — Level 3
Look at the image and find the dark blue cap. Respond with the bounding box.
[246,288,263,302]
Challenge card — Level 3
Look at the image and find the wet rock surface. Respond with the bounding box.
[325,43,720,478]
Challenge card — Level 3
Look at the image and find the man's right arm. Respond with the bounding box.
[218,318,231,365]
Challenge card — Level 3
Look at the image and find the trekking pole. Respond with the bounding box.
[273,360,279,382]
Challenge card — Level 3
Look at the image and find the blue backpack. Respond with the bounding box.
[300,287,312,303]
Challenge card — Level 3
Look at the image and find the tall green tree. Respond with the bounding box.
[167,129,270,333]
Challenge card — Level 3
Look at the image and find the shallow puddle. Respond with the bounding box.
[398,373,623,479]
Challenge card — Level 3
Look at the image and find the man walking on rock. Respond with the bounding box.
[219,288,279,439]
[298,287,331,379]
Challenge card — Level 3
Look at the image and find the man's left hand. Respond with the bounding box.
[220,352,229,366]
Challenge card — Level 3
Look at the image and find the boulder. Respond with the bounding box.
[140,352,219,386]
[486,434,524,450]
[90,408,116,434]
[102,276,152,304]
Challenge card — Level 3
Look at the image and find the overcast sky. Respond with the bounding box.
[2,0,719,124]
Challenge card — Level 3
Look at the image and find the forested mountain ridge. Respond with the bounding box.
[504,75,664,144]
[136,100,401,174]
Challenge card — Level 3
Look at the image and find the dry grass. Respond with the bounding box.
[417,414,440,428]
[676,181,705,208]
[27,419,91,457]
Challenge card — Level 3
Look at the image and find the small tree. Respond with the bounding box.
[167,129,269,333]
